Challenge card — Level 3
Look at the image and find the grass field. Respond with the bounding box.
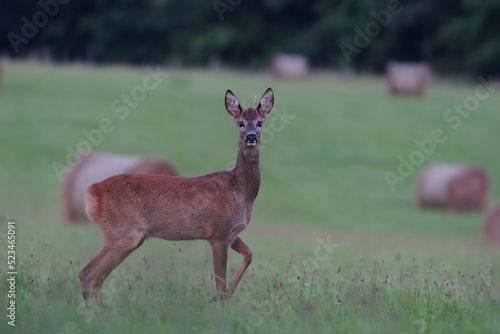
[1,61,500,333]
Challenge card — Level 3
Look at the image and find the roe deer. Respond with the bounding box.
[79,88,274,304]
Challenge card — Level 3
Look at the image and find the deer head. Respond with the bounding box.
[225,88,274,148]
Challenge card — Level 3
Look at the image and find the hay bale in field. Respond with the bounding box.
[61,152,178,223]
[484,204,500,245]
[270,54,309,79]
[386,62,430,96]
[417,163,488,211]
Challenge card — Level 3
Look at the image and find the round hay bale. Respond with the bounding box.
[386,62,430,96]
[61,152,178,223]
[270,54,309,79]
[129,157,178,176]
[484,205,500,245]
[417,163,489,211]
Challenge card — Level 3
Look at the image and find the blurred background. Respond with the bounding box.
[1,0,499,75]
[1,1,500,332]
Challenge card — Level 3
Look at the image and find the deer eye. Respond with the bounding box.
[257,121,263,127]
[238,122,244,128]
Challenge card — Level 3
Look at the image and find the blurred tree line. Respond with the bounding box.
[0,0,499,75]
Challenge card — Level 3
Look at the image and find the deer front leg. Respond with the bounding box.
[226,237,252,296]
[209,239,229,301]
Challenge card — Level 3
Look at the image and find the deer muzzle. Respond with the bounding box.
[245,133,257,146]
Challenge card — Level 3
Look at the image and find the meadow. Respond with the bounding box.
[1,61,500,333]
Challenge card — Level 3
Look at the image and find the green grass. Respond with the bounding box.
[1,61,500,333]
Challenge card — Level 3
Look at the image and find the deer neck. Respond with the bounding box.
[232,142,261,202]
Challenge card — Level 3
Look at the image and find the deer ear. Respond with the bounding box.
[257,88,274,117]
[225,90,242,118]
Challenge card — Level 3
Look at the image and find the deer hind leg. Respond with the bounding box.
[209,239,229,301]
[79,233,145,305]
[226,237,252,297]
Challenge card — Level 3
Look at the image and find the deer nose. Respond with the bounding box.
[245,133,257,142]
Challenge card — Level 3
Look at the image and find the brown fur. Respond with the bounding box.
[79,88,274,304]
[61,153,178,223]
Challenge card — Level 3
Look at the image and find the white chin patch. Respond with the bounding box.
[246,142,257,147]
